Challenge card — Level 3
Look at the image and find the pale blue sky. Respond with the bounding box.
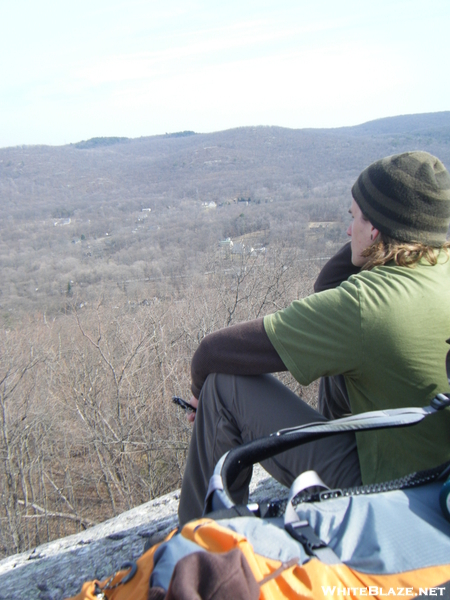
[1,0,449,148]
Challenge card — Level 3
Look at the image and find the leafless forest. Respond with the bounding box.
[0,113,449,558]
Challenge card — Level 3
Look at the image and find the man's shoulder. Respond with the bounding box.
[323,260,450,332]
[343,256,450,292]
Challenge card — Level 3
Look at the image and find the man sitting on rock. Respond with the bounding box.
[178,151,450,526]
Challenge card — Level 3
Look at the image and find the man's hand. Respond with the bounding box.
[187,396,198,423]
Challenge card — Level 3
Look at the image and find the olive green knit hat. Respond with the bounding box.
[351,151,450,246]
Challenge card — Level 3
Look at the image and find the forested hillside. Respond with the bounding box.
[1,111,449,317]
[0,112,449,558]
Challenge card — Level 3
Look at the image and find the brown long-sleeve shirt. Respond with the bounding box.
[190,318,286,397]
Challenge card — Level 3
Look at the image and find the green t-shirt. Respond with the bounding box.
[264,256,450,484]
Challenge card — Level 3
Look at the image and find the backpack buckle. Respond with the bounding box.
[430,393,450,410]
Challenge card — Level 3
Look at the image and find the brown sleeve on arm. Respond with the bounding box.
[191,317,287,398]
[314,242,360,293]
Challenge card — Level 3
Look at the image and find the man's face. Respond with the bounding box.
[347,199,376,266]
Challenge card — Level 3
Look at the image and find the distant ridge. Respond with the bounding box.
[67,112,450,149]
[331,111,450,136]
[3,112,450,151]
[72,131,197,149]
[73,136,130,149]
[164,130,196,138]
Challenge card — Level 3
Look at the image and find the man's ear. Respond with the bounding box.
[370,227,380,241]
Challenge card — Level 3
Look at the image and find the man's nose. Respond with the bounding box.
[347,223,352,237]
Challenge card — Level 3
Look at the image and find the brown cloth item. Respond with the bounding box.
[313,242,360,293]
[190,317,286,398]
[148,549,260,600]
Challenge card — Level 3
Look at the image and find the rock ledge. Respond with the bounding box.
[0,466,285,600]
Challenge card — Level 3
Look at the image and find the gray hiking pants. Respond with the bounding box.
[178,373,362,525]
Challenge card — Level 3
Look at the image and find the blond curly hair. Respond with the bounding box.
[361,234,450,270]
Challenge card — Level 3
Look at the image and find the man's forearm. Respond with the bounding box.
[313,242,360,293]
[190,317,287,397]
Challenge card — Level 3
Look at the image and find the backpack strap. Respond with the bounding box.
[205,394,450,514]
[282,470,341,564]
